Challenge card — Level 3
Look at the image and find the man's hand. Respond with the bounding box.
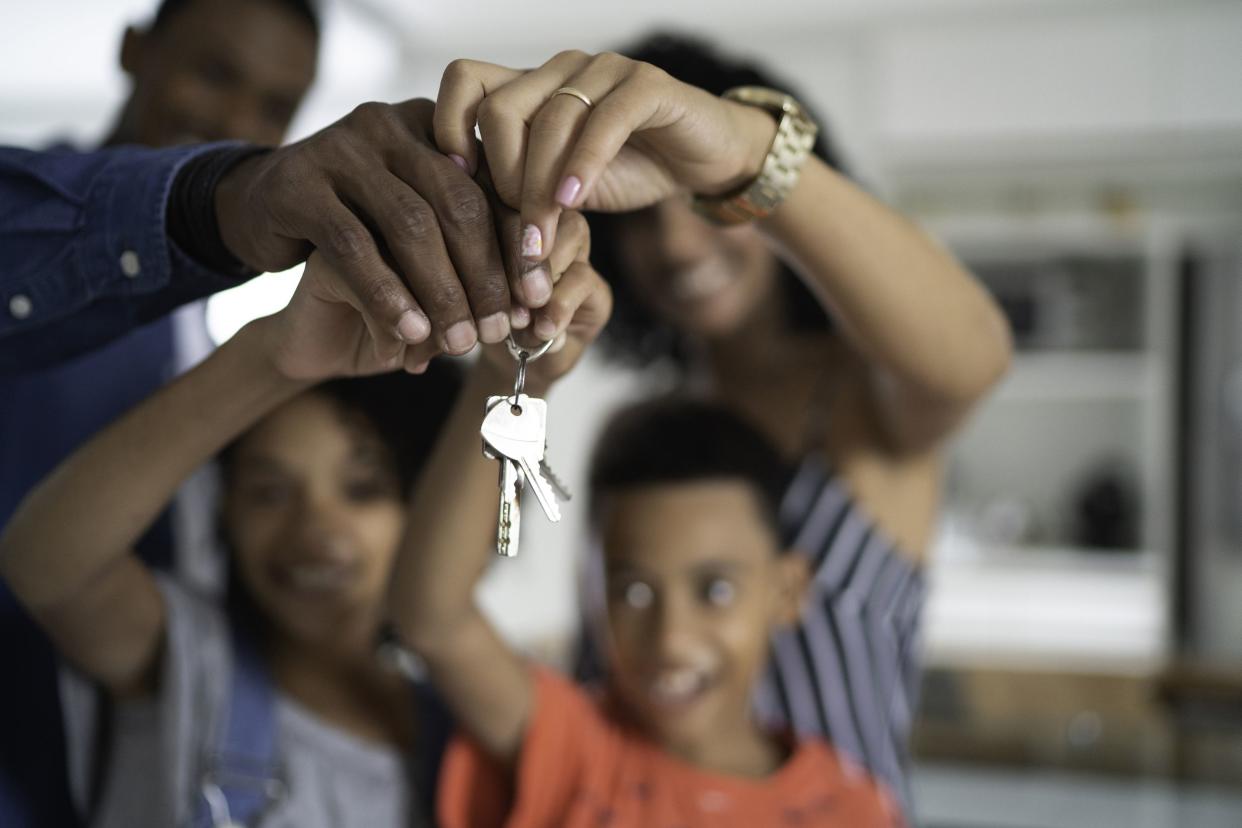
[214,98,554,363]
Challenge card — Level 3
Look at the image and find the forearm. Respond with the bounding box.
[761,158,1012,405]
[390,360,515,650]
[0,319,307,611]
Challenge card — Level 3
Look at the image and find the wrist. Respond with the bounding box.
[232,317,313,394]
[710,102,779,197]
[213,150,270,270]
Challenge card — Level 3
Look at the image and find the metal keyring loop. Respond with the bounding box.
[505,333,555,364]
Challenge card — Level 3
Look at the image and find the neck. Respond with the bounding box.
[101,102,138,148]
[672,716,786,779]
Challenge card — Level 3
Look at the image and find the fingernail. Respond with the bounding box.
[556,175,582,208]
[550,332,568,353]
[410,360,430,374]
[534,315,558,340]
[396,310,431,343]
[478,312,510,343]
[443,320,477,354]
[521,224,542,259]
[522,267,552,306]
[448,153,469,173]
[510,305,531,330]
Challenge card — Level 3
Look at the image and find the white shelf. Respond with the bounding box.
[924,537,1167,672]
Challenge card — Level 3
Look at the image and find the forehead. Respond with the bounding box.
[232,393,381,470]
[599,480,778,571]
[153,0,318,88]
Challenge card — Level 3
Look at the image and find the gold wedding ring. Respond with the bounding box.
[551,86,594,109]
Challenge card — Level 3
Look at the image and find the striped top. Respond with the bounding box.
[754,457,926,816]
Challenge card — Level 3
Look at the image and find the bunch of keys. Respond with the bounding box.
[480,334,571,557]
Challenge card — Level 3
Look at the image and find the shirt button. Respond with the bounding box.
[8,294,33,320]
[120,250,141,278]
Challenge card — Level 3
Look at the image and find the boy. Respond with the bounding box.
[393,383,902,825]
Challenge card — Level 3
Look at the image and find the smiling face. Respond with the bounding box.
[613,197,781,341]
[116,0,317,147]
[599,479,806,758]
[222,391,404,650]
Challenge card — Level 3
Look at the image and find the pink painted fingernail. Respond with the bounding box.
[443,321,477,354]
[396,310,431,343]
[510,305,531,330]
[448,154,469,173]
[556,175,582,208]
[521,224,542,259]
[522,267,552,306]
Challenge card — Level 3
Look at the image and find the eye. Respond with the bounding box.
[343,476,393,502]
[623,581,654,610]
[702,577,736,608]
[241,480,292,507]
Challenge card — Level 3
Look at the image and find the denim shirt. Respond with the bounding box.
[0,142,249,373]
[0,144,253,826]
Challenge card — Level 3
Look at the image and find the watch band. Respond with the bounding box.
[692,86,819,226]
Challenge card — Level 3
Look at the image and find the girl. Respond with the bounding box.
[0,204,601,827]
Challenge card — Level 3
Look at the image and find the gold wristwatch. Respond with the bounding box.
[692,86,819,226]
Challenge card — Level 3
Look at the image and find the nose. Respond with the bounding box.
[650,591,702,665]
[651,199,719,268]
[290,494,356,561]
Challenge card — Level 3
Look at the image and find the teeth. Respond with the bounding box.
[287,563,351,592]
[671,262,730,302]
[650,669,704,702]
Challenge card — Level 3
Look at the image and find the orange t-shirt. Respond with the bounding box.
[438,669,903,828]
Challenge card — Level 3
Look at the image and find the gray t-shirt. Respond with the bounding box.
[61,578,429,828]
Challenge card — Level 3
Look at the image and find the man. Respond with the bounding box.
[0,2,530,822]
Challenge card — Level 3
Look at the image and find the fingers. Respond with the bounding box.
[336,171,481,355]
[311,202,425,363]
[532,259,612,346]
[434,59,523,177]
[519,54,631,261]
[386,149,514,344]
[472,157,549,317]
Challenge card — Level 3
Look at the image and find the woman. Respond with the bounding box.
[433,34,1012,816]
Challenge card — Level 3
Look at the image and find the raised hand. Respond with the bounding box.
[214,98,556,366]
[432,51,777,264]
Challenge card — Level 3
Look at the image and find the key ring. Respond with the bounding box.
[506,334,555,406]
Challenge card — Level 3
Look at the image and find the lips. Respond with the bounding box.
[645,666,714,712]
[271,558,360,597]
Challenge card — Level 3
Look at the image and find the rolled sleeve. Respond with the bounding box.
[0,142,253,371]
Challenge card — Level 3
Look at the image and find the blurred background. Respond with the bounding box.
[3,1,1240,825]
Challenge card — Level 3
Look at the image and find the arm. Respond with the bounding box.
[432,52,1012,452]
[0,319,307,696]
[756,152,1013,452]
[390,213,610,765]
[0,249,410,697]
[0,143,253,372]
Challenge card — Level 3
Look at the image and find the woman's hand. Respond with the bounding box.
[433,50,777,264]
[478,210,611,393]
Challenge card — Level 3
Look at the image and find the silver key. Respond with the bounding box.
[482,395,562,523]
[539,458,571,502]
[495,455,522,557]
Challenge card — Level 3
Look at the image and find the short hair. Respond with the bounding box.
[591,32,841,367]
[152,0,320,37]
[588,397,792,537]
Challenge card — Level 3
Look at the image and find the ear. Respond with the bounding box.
[771,550,810,627]
[119,25,146,77]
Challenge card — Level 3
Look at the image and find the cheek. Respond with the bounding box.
[354,504,405,576]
